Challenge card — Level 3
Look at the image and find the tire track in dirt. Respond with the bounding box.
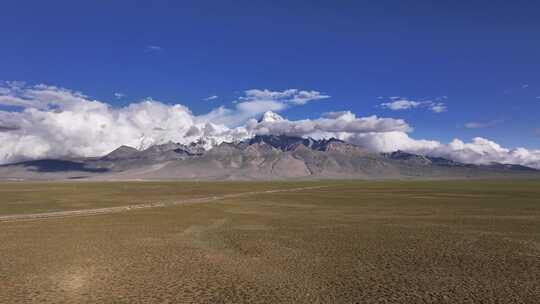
[0,185,330,223]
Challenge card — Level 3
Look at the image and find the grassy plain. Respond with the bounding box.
[1,180,539,303]
[0,181,322,215]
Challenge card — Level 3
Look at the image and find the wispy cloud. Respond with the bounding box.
[464,120,502,129]
[380,96,447,113]
[145,45,163,53]
[521,84,529,89]
[464,122,485,129]
[205,95,218,101]
[114,92,125,99]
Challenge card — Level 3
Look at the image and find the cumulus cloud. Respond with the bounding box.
[247,111,411,138]
[344,132,540,169]
[0,83,249,163]
[0,82,539,169]
[198,100,287,127]
[426,138,540,168]
[200,89,330,126]
[321,111,356,120]
[0,82,89,109]
[380,97,447,113]
[0,84,334,163]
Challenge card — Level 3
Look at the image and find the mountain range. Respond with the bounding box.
[0,135,538,180]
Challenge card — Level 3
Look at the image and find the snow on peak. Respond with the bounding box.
[259,111,285,123]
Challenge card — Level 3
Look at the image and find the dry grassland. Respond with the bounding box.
[1,180,539,303]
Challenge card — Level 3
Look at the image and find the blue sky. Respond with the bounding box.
[1,0,539,149]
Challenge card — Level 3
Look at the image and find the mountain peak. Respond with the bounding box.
[102,145,139,160]
[247,134,304,151]
[3,135,540,180]
[259,111,285,123]
[245,135,358,153]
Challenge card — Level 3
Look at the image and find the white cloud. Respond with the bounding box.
[247,111,411,138]
[380,97,447,113]
[114,92,125,99]
[347,131,440,153]
[0,95,38,108]
[0,83,89,109]
[346,132,540,169]
[429,102,447,113]
[205,95,218,101]
[321,111,356,120]
[0,83,248,163]
[0,82,538,169]
[200,89,330,126]
[200,100,287,127]
[241,89,330,105]
[381,99,423,110]
[429,137,540,168]
[289,90,330,105]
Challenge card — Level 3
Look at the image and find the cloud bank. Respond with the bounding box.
[0,84,333,163]
[0,82,539,169]
[249,112,540,169]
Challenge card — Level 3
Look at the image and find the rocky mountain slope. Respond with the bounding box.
[0,135,538,180]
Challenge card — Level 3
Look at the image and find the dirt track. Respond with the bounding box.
[0,185,328,223]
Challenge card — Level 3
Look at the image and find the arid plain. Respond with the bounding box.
[1,180,539,303]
